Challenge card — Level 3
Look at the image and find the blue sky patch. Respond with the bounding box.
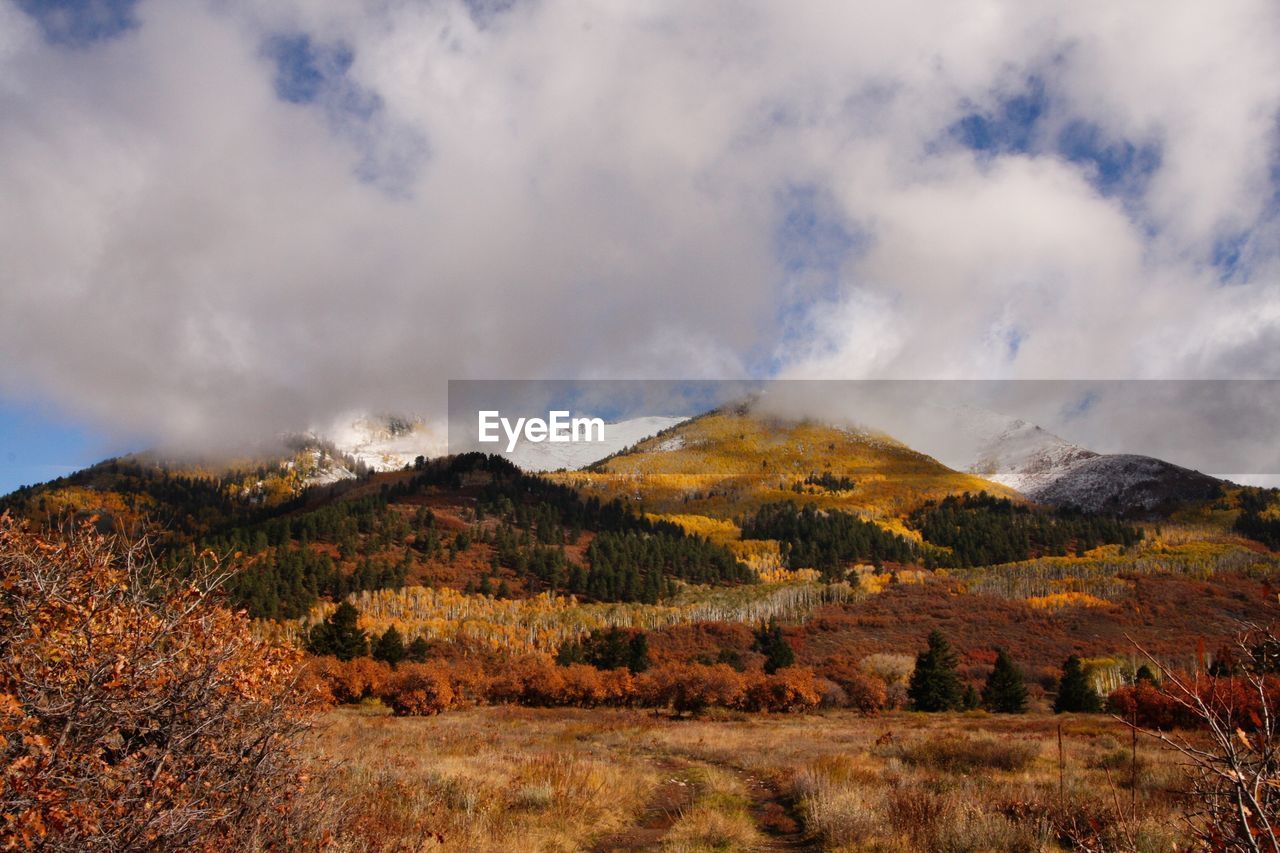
[265,34,356,106]
[949,77,1048,156]
[1212,231,1250,283]
[263,32,427,195]
[948,78,1163,202]
[0,398,136,497]
[17,0,138,48]
[1056,120,1161,198]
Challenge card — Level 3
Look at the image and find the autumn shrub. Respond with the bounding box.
[305,655,393,705]
[594,666,635,706]
[821,660,887,713]
[294,660,338,707]
[741,667,822,713]
[380,663,455,716]
[1107,675,1280,731]
[558,664,612,707]
[517,656,569,707]
[442,657,490,706]
[0,516,320,851]
[487,655,552,704]
[1106,682,1191,730]
[636,663,745,715]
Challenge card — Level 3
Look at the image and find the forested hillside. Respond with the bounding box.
[161,453,753,618]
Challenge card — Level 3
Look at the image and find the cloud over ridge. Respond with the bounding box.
[2,0,1279,447]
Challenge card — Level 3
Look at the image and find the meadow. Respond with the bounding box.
[305,704,1192,851]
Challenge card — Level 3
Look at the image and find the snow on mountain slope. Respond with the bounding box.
[899,404,1221,513]
[962,415,1099,494]
[294,414,445,486]
[1025,454,1223,513]
[504,416,687,472]
[893,404,1097,494]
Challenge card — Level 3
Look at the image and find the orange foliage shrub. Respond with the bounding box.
[305,656,392,705]
[441,657,490,707]
[636,663,746,715]
[0,516,319,850]
[486,655,553,704]
[380,663,455,716]
[742,667,822,713]
[556,664,614,707]
[820,660,887,713]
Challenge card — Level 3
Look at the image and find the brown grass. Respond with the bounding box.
[301,705,1192,851]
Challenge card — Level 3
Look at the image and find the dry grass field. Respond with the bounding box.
[305,704,1193,851]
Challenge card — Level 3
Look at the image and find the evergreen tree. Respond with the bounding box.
[1054,655,1102,713]
[1134,663,1158,684]
[555,639,585,667]
[306,602,368,661]
[405,636,432,663]
[981,648,1029,713]
[372,626,405,667]
[961,684,980,710]
[908,630,964,712]
[628,632,650,674]
[754,618,795,674]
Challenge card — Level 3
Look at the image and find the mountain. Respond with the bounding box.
[294,414,443,485]
[1024,454,1224,513]
[553,403,1015,524]
[948,408,1099,494]
[907,405,1224,515]
[502,416,688,472]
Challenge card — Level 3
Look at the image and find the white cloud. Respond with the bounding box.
[0,0,1277,449]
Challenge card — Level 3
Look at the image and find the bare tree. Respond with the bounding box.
[1127,625,1280,851]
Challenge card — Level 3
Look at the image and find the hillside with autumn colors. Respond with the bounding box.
[5,408,1280,849]
[558,403,1017,522]
[2,404,1277,682]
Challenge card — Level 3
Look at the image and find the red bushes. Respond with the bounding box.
[1107,676,1280,730]
[382,663,454,716]
[0,518,318,850]
[312,649,834,717]
[305,656,393,705]
[637,663,746,715]
[820,660,889,714]
[742,667,822,713]
[1106,682,1191,729]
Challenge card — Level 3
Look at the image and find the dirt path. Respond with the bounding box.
[717,764,814,851]
[591,751,817,852]
[589,759,700,852]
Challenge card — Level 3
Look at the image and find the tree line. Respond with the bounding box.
[908,492,1142,567]
[741,501,921,580]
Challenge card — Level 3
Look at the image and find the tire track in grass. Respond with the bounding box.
[589,758,700,851]
[591,746,816,852]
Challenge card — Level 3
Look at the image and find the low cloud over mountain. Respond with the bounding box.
[3,1,1280,450]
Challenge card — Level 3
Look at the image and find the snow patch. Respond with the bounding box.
[505,416,687,472]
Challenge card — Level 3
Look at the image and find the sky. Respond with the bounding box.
[2,0,1280,493]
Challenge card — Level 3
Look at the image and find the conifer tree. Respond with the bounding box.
[306,601,368,661]
[754,618,795,674]
[405,636,432,663]
[1053,654,1102,713]
[372,625,405,666]
[628,632,650,673]
[908,630,964,712]
[981,648,1029,713]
